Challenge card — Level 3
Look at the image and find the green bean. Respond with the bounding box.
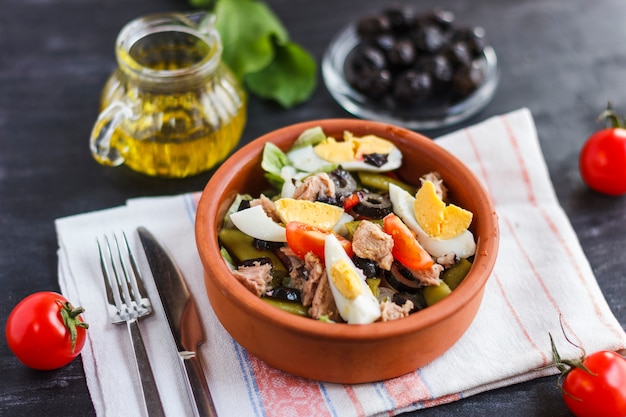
[218,228,286,271]
[366,277,381,298]
[423,281,452,306]
[358,171,416,194]
[442,258,472,290]
[262,297,309,317]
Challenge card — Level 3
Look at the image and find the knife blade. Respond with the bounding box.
[137,226,218,417]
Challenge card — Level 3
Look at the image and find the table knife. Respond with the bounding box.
[137,226,218,417]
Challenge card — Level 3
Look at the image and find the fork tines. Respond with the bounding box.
[97,231,152,323]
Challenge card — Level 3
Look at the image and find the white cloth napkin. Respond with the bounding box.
[56,108,626,417]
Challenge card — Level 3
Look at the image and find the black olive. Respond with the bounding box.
[353,256,381,278]
[416,54,453,90]
[392,70,432,103]
[252,238,283,251]
[383,4,415,33]
[356,14,392,40]
[352,192,393,219]
[454,26,487,57]
[237,199,251,211]
[386,38,416,70]
[351,67,392,100]
[240,257,273,268]
[427,8,455,31]
[351,43,387,72]
[362,152,388,167]
[392,292,427,312]
[329,168,357,197]
[452,61,484,97]
[268,286,302,303]
[412,25,446,54]
[384,262,422,293]
[444,41,472,68]
[374,34,396,53]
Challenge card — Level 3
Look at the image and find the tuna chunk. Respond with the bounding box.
[293,172,336,201]
[232,261,273,297]
[352,220,394,270]
[380,299,414,322]
[308,272,341,322]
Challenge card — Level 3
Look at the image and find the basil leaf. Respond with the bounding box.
[195,0,318,107]
[246,41,317,108]
[214,0,288,80]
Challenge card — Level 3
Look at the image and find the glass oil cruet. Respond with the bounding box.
[89,12,246,178]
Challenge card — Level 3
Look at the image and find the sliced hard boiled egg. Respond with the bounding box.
[324,234,381,324]
[389,183,476,259]
[286,134,402,173]
[414,181,473,239]
[229,205,287,242]
[287,145,336,173]
[274,198,345,229]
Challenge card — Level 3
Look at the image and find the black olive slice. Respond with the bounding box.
[384,262,422,293]
[240,257,273,268]
[330,168,357,197]
[352,255,381,278]
[352,192,393,219]
[267,286,302,303]
[252,238,284,251]
[392,292,427,312]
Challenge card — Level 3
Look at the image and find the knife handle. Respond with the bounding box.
[183,355,218,417]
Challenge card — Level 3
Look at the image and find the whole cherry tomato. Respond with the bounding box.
[579,104,626,196]
[551,335,626,417]
[6,291,89,370]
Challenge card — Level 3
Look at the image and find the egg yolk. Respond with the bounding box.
[274,198,344,229]
[329,259,363,300]
[313,133,396,163]
[414,181,473,239]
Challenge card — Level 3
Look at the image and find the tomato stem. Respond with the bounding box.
[549,333,597,401]
[597,101,625,129]
[57,300,89,353]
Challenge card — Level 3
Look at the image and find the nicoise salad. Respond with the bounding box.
[218,126,476,324]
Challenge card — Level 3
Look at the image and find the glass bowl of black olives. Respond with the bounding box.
[322,5,499,130]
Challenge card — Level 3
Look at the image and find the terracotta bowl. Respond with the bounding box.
[195,119,499,384]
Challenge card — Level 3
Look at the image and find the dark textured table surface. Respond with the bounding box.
[1,0,625,416]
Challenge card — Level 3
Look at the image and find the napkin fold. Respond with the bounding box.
[56,108,626,417]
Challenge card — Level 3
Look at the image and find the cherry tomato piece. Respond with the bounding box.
[343,192,361,211]
[6,291,89,370]
[285,221,353,261]
[579,127,626,196]
[383,213,433,270]
[561,350,626,417]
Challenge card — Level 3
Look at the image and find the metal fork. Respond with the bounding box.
[97,232,166,417]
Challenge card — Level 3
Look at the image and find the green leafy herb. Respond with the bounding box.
[261,142,291,188]
[193,0,317,107]
[292,126,327,149]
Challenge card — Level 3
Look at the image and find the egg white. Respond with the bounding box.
[324,234,381,324]
[287,145,402,173]
[229,205,287,242]
[388,183,476,259]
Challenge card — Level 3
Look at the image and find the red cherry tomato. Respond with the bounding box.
[560,350,626,417]
[383,213,433,270]
[6,292,89,370]
[579,127,626,196]
[343,192,360,211]
[285,221,353,261]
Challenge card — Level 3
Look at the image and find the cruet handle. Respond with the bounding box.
[89,99,133,166]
